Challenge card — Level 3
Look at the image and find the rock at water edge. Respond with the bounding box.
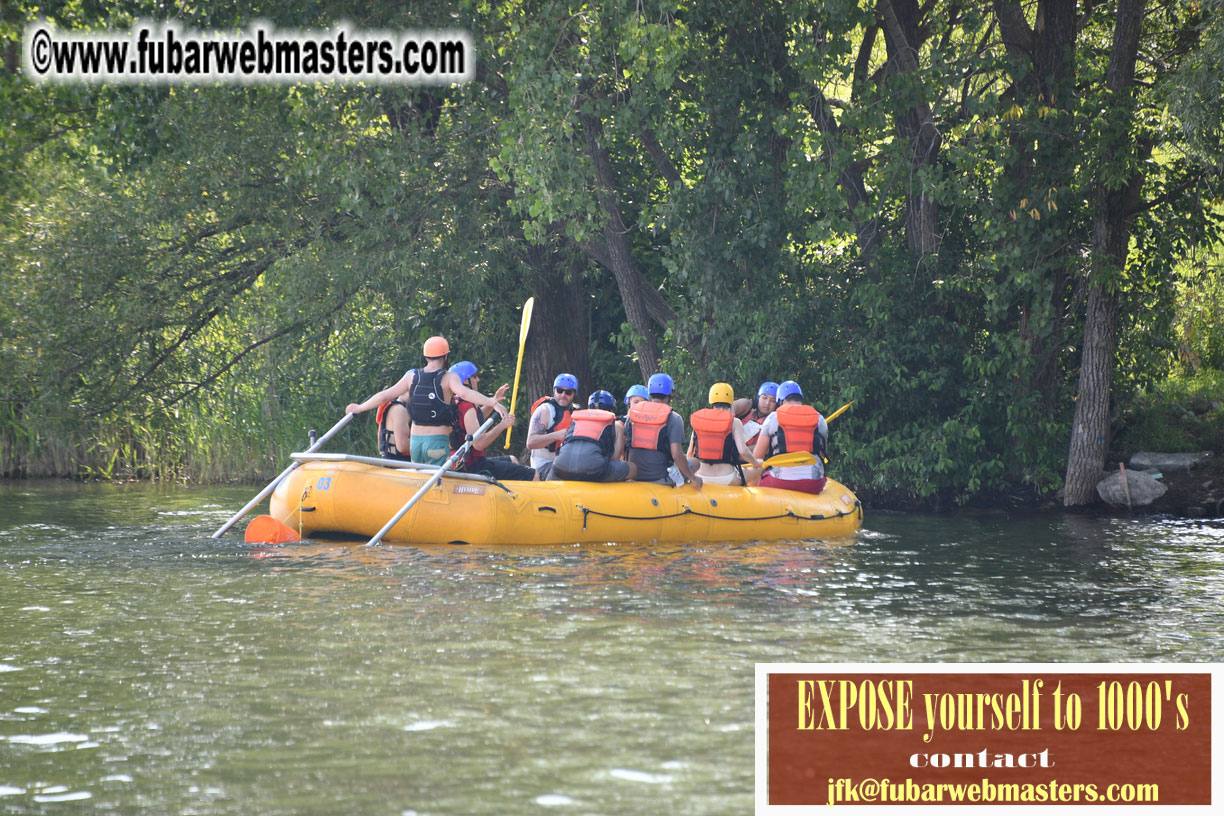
[1097,469,1167,506]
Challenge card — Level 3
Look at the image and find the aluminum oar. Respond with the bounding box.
[366,413,498,546]
[210,412,354,538]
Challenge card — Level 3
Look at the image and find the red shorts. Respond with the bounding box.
[757,474,826,495]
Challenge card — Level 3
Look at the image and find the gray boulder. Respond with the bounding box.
[1097,469,1167,506]
[1128,451,1211,471]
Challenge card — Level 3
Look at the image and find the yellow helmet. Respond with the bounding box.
[422,336,450,357]
[708,382,734,406]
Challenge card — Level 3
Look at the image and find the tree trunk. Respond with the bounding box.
[806,87,881,271]
[579,109,664,383]
[994,0,1079,407]
[878,0,941,256]
[1064,283,1119,503]
[1063,0,1148,505]
[522,243,591,405]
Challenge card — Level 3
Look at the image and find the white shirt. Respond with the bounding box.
[760,410,827,480]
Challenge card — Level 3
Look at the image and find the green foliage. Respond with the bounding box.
[1112,371,1224,458]
[1171,235,1224,372]
[1163,0,1224,160]
[2,0,1222,505]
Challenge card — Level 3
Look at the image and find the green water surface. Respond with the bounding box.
[1,481,1221,814]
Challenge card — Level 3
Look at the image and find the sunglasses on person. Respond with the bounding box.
[555,388,576,396]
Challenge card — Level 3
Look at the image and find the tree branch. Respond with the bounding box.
[638,127,681,189]
[992,0,1035,59]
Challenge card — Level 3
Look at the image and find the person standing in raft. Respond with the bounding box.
[346,336,507,465]
[624,373,702,489]
[525,373,578,478]
[688,382,763,486]
[752,380,828,494]
[548,390,635,482]
[448,361,539,481]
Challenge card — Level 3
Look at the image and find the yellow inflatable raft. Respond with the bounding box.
[268,453,862,545]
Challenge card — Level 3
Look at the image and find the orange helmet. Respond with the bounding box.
[422,336,450,358]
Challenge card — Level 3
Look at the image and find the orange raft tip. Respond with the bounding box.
[244,514,301,544]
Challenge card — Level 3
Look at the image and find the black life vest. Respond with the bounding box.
[530,396,573,452]
[690,408,738,464]
[407,368,456,425]
[375,399,411,460]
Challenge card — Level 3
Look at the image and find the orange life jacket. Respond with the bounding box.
[375,400,392,427]
[774,403,823,455]
[529,396,573,452]
[627,401,672,451]
[569,409,616,442]
[375,399,410,460]
[690,408,736,463]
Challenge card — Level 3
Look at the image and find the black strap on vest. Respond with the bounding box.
[407,368,456,425]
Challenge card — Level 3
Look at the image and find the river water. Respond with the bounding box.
[1,481,1221,814]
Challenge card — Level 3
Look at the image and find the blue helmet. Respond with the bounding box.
[624,384,649,403]
[777,380,803,401]
[553,372,578,391]
[588,389,616,410]
[757,381,779,398]
[449,360,478,384]
[647,372,674,397]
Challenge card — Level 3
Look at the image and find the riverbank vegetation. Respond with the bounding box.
[2,1,1222,509]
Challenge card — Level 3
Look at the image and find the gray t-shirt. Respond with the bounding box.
[626,410,685,484]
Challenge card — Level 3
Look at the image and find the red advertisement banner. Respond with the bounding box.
[762,667,1214,807]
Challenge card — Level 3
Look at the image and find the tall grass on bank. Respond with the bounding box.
[0,401,373,482]
[0,333,385,483]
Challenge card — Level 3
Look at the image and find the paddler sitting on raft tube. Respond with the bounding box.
[346,336,507,465]
[732,381,777,448]
[525,373,579,478]
[623,373,703,489]
[687,382,763,486]
[448,361,539,481]
[547,389,635,483]
[616,384,649,459]
[752,380,829,495]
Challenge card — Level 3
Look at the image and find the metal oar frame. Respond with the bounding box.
[289,452,513,492]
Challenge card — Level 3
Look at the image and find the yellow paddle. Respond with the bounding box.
[505,297,534,448]
[825,399,855,422]
[761,451,818,468]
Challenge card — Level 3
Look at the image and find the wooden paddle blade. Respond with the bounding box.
[761,451,818,468]
[244,515,300,544]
